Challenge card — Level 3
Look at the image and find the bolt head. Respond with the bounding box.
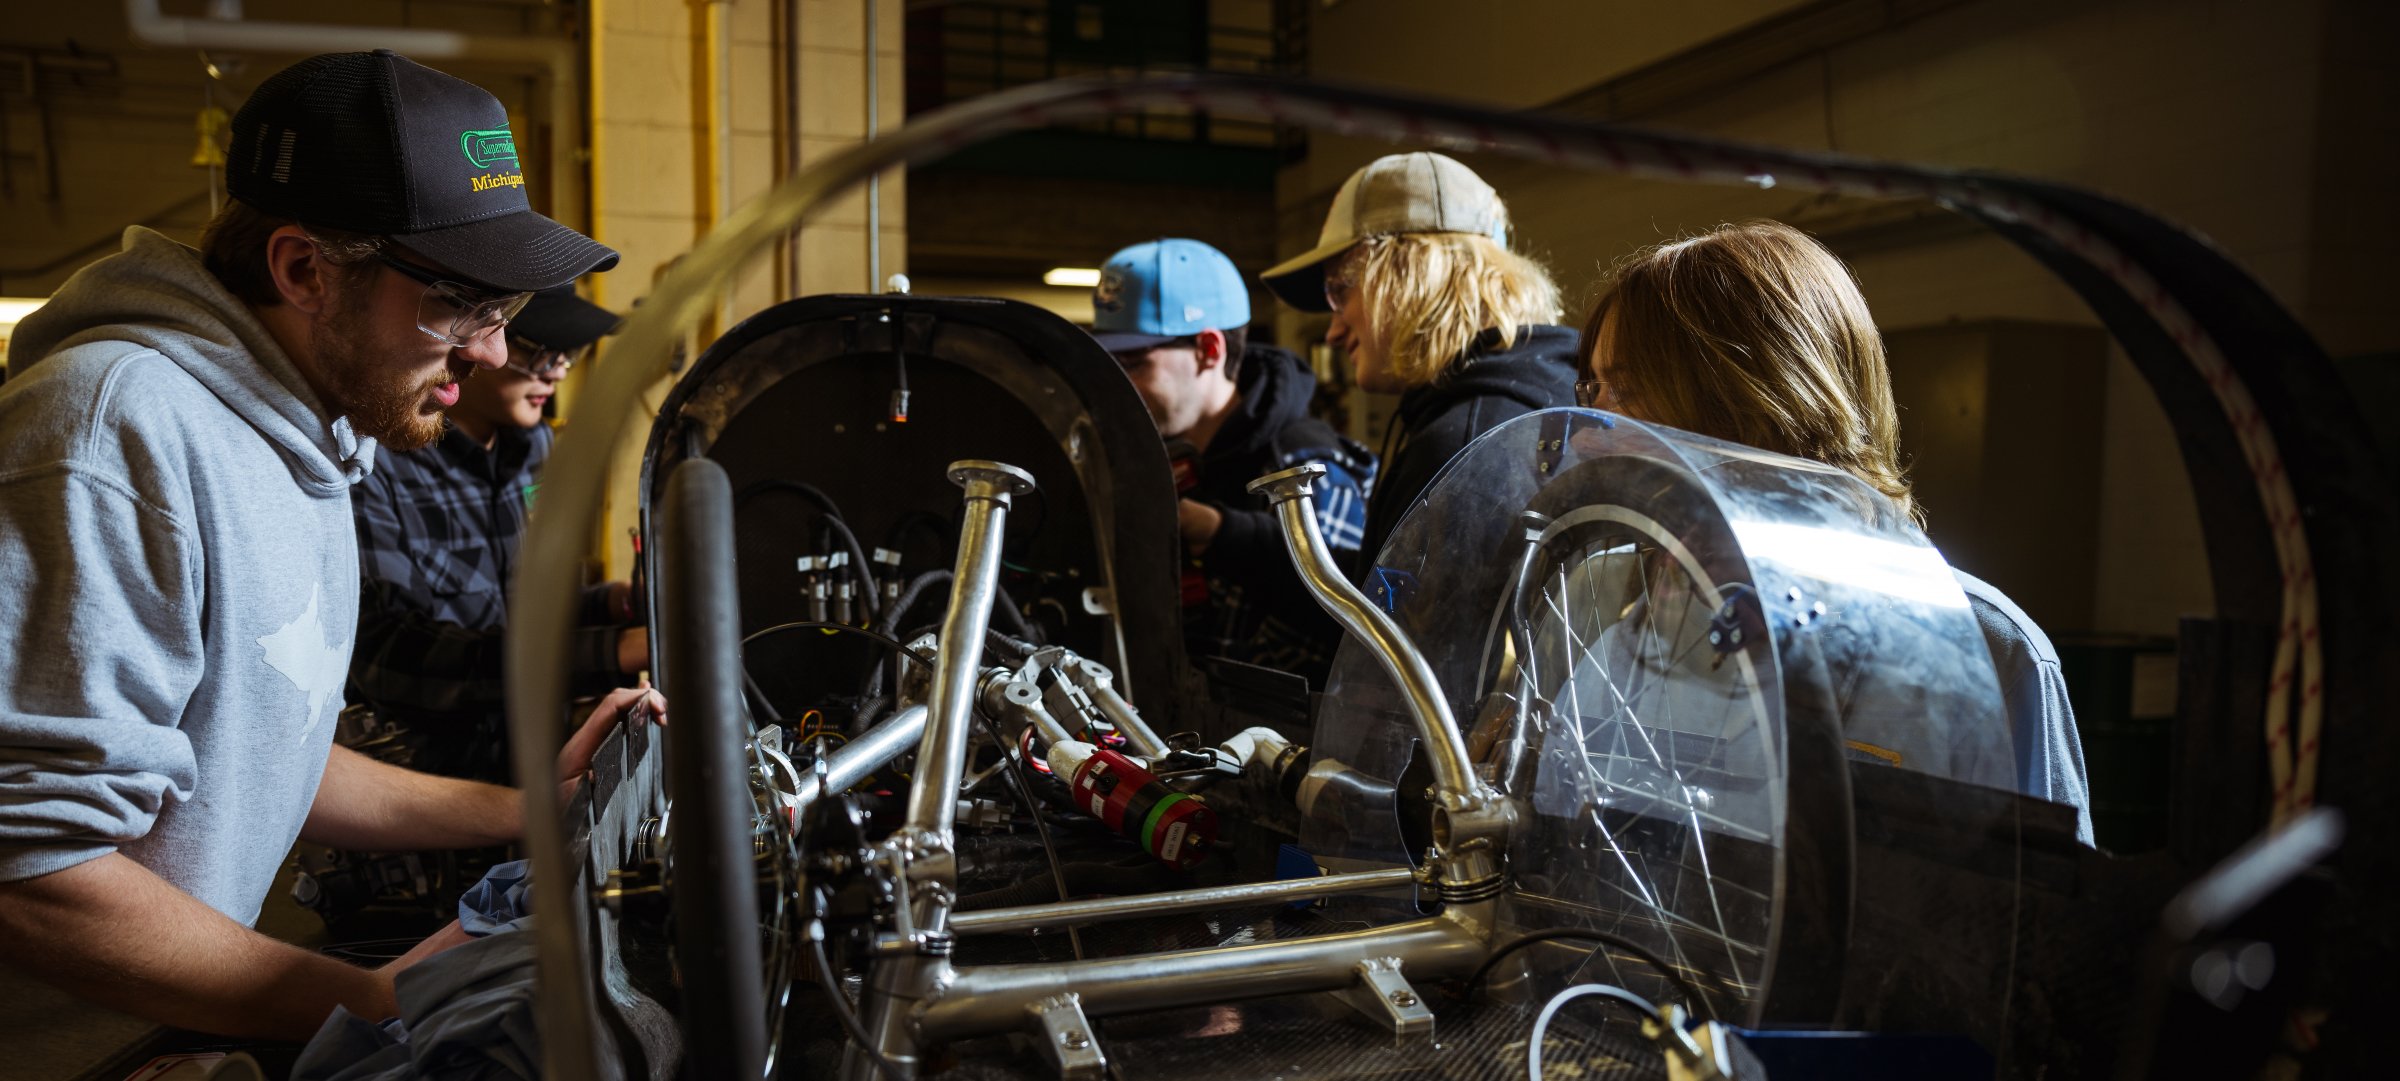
[1390,990,1419,1007]
[1060,1030,1090,1050]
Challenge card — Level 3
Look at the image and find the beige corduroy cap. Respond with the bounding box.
[1261,151,1508,312]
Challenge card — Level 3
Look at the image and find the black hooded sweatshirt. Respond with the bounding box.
[1182,344,1377,682]
[1356,325,1581,574]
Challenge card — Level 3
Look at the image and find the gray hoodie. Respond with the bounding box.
[0,228,375,1065]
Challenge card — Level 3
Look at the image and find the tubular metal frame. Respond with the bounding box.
[833,466,1509,1079]
[791,704,929,820]
[947,867,1422,936]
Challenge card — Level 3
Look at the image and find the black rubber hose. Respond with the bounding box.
[658,459,768,1078]
[991,583,1036,642]
[860,573,1036,703]
[736,478,877,615]
[861,570,953,705]
[875,569,954,638]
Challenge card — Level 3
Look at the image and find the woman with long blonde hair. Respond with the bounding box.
[1583,219,2092,843]
[1263,151,1580,571]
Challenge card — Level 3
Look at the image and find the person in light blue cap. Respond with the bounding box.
[1091,238,1377,686]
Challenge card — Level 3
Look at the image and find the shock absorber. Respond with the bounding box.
[1046,741,1217,869]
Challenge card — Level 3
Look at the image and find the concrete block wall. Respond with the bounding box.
[590,0,906,578]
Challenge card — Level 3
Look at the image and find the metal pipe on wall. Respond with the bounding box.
[864,0,881,289]
[778,0,803,299]
[692,0,731,343]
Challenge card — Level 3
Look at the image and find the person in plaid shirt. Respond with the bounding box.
[348,286,645,782]
[1089,239,1375,688]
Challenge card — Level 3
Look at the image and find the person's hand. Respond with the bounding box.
[557,683,666,801]
[1178,499,1225,558]
[616,625,649,675]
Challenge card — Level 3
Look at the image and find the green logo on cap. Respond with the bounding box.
[460,129,519,169]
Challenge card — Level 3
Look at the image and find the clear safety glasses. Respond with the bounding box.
[373,251,533,348]
[504,337,584,380]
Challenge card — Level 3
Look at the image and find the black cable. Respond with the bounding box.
[867,569,954,703]
[735,479,878,615]
[805,912,906,1081]
[743,620,932,660]
[1465,927,1716,1021]
[858,577,1037,703]
[742,667,784,723]
[735,478,845,520]
[991,583,1036,643]
[883,510,952,566]
[874,569,954,637]
[969,699,1085,961]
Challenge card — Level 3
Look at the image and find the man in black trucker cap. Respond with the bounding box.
[0,51,652,1072]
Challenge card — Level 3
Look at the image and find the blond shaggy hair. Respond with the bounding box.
[1340,231,1562,387]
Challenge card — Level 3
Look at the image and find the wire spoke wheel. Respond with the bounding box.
[1503,501,1780,1024]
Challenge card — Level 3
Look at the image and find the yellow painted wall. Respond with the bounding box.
[587,0,908,579]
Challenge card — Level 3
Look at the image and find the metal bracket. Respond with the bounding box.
[1335,956,1435,1045]
[1028,992,1106,1080]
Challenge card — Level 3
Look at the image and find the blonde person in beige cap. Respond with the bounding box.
[1263,151,1577,576]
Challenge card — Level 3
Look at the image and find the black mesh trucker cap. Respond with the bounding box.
[227,50,618,292]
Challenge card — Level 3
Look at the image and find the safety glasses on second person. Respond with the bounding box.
[374,251,533,348]
[504,337,584,380]
[1575,379,1616,409]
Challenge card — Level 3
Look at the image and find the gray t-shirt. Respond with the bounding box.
[1954,569,2095,845]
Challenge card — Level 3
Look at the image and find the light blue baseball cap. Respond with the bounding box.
[1089,238,1251,353]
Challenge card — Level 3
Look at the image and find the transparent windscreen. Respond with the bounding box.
[1304,408,2013,1023]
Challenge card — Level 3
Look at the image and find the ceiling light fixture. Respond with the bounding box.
[1042,267,1102,288]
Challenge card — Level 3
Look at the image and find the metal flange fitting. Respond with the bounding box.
[1247,461,1324,504]
[949,459,1037,505]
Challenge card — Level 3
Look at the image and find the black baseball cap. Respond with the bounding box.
[509,287,619,352]
[227,50,618,292]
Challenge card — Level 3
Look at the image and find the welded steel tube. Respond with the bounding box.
[1072,663,1170,759]
[1248,465,1487,807]
[792,704,927,818]
[948,867,1419,935]
[981,673,1075,747]
[918,915,1484,1039]
[905,461,1036,839]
